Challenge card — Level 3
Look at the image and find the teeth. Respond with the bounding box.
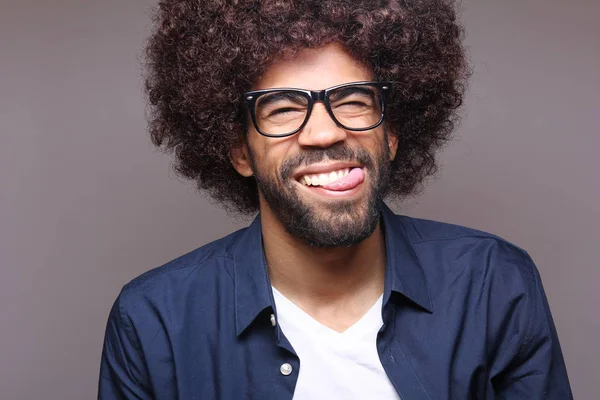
[299,168,353,186]
[320,173,328,184]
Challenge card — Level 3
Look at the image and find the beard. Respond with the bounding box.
[248,135,392,248]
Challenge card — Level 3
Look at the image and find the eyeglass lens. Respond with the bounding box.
[254,84,383,136]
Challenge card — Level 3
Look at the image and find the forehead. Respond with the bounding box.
[252,43,373,91]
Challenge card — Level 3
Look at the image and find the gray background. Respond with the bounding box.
[1,0,598,398]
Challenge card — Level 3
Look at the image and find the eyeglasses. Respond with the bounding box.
[244,81,391,138]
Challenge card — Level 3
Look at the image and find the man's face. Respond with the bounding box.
[235,43,398,247]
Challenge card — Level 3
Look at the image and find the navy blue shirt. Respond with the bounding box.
[99,206,572,399]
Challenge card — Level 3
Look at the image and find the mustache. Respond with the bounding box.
[280,144,375,179]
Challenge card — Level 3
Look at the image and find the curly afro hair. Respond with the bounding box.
[144,0,468,215]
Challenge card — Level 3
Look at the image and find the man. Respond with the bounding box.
[99,0,572,398]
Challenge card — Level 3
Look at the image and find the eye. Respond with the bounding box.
[337,100,370,108]
[256,91,309,118]
[269,107,304,116]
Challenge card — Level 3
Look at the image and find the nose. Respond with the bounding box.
[296,103,348,148]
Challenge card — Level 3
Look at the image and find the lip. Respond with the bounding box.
[292,162,363,182]
[296,180,366,199]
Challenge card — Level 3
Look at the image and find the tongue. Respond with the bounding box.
[321,168,365,191]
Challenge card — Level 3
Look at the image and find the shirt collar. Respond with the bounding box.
[381,204,433,313]
[233,203,433,336]
[233,215,274,336]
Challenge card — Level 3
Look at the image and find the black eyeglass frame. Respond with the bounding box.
[244,81,391,138]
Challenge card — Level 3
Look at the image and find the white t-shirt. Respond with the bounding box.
[272,287,401,400]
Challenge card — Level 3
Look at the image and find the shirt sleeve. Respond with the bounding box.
[98,292,153,400]
[492,257,573,399]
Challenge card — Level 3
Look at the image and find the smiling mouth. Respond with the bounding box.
[296,167,366,193]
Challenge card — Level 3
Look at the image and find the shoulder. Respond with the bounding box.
[389,215,569,389]
[398,213,534,267]
[397,213,524,251]
[127,226,248,288]
[395,214,543,344]
[114,226,248,324]
[392,214,539,302]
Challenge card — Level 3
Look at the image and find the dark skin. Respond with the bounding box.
[232,44,398,332]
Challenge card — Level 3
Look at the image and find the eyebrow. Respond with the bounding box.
[329,86,377,103]
[256,91,308,109]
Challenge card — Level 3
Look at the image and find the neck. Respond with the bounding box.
[260,203,386,308]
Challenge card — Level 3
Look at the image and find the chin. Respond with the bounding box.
[291,199,379,248]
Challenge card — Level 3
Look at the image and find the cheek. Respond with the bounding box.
[250,136,296,177]
[354,131,385,155]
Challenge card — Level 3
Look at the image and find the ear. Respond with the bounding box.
[386,126,399,161]
[230,141,254,177]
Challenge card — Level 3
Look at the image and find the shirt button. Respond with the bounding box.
[270,314,277,327]
[280,363,293,376]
